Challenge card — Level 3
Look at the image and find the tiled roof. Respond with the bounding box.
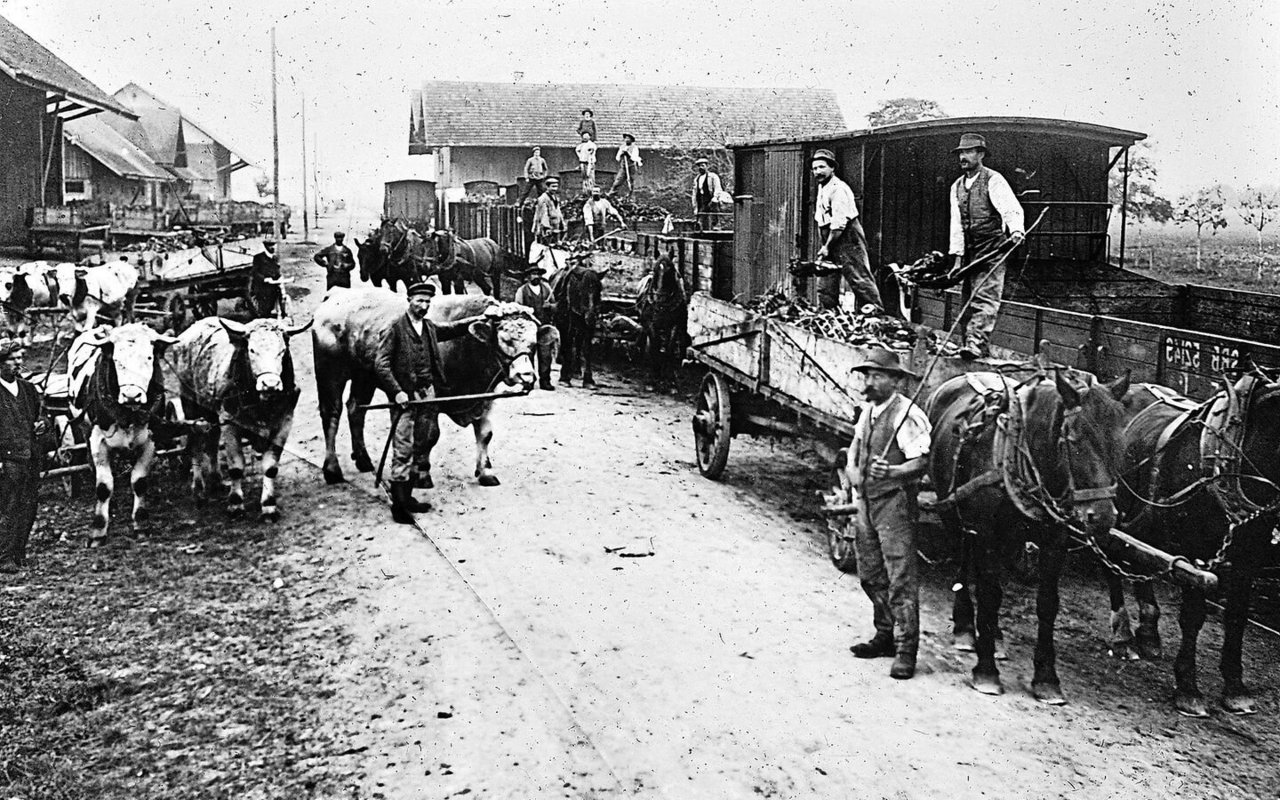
[0,14,133,117]
[107,83,254,169]
[64,113,170,180]
[410,80,845,151]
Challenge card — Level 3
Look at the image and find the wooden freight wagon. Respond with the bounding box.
[383,179,437,228]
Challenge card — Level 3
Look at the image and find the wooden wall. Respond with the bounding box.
[0,75,48,245]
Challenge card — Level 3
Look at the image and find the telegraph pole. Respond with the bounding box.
[271,26,281,242]
[301,90,310,242]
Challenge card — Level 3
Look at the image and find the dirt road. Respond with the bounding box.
[265,226,1279,800]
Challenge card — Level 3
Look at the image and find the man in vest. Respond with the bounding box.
[610,133,643,196]
[691,158,723,231]
[532,177,566,245]
[0,338,41,574]
[846,348,932,680]
[582,186,625,244]
[513,266,560,391]
[948,133,1025,360]
[811,149,883,313]
[519,146,549,207]
[313,231,356,290]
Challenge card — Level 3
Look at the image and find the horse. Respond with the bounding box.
[362,219,427,293]
[927,368,1129,702]
[552,262,604,388]
[1109,372,1280,717]
[635,250,688,388]
[424,232,516,298]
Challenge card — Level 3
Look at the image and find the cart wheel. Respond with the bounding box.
[692,372,732,479]
[826,467,859,574]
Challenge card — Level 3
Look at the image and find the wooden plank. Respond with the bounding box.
[687,293,762,379]
[763,319,866,424]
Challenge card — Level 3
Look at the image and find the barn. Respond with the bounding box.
[0,14,135,245]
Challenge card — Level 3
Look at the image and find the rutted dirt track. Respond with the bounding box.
[5,225,1280,799]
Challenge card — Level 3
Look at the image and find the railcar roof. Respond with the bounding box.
[730,116,1146,149]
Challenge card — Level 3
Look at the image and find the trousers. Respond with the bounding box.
[535,324,561,384]
[0,460,38,566]
[957,235,1007,350]
[519,178,545,206]
[389,389,439,482]
[852,487,920,655]
[817,226,882,311]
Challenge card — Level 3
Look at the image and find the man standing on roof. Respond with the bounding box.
[948,133,1025,360]
[519,146,549,207]
[610,133,643,196]
[811,149,883,313]
[313,231,356,290]
[576,109,597,143]
[582,186,625,244]
[692,158,722,231]
[576,133,598,189]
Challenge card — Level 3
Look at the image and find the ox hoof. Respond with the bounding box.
[1136,637,1163,661]
[1108,644,1142,661]
[583,378,598,389]
[353,455,375,473]
[971,670,1003,696]
[260,509,280,524]
[1033,682,1067,705]
[952,631,976,652]
[227,503,245,517]
[477,474,501,487]
[1221,693,1258,716]
[1174,692,1209,718]
[323,468,346,485]
[86,537,106,550]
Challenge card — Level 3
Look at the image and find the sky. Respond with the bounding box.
[3,0,1276,211]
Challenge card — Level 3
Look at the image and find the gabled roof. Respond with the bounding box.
[409,80,845,152]
[107,83,254,171]
[64,113,170,180]
[0,14,134,119]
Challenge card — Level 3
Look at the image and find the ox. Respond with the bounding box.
[68,323,179,545]
[163,316,311,520]
[312,288,537,487]
[50,259,139,329]
[0,262,61,341]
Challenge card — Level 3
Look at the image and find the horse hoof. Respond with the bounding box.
[1174,693,1209,718]
[323,469,346,485]
[1221,693,1258,716]
[971,670,1003,696]
[583,379,598,389]
[353,455,375,473]
[227,503,244,517]
[478,474,501,487]
[1136,639,1163,661]
[86,537,105,550]
[953,631,976,652]
[413,473,434,490]
[1033,683,1067,705]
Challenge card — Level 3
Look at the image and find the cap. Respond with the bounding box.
[334,231,345,239]
[590,185,602,195]
[694,157,710,166]
[849,347,919,379]
[406,282,437,297]
[0,338,22,359]
[545,176,560,186]
[811,148,838,167]
[952,133,987,153]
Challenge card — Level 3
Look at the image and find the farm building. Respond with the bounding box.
[62,112,171,208]
[0,13,136,245]
[408,80,845,195]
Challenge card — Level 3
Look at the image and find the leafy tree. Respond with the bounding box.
[1237,185,1279,256]
[1174,188,1228,272]
[867,98,947,127]
[1108,142,1173,225]
[255,173,274,199]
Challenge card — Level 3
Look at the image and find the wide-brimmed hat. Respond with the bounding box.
[694,157,710,166]
[525,265,547,276]
[406,282,437,297]
[850,347,918,379]
[952,133,987,153]
[0,338,23,360]
[812,148,838,167]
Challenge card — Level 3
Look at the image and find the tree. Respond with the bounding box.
[867,98,947,127]
[1174,188,1228,272]
[255,173,274,199]
[1237,185,1278,256]
[1108,141,1173,225]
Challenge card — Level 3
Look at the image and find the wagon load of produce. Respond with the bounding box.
[742,290,960,356]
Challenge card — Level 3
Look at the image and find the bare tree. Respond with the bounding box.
[867,98,947,127]
[1174,188,1228,272]
[1238,186,1278,255]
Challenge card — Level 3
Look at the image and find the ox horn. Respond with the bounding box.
[85,326,112,347]
[220,318,250,338]
[152,331,180,346]
[1054,368,1082,408]
[285,318,314,337]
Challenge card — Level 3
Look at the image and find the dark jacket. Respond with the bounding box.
[577,119,597,141]
[314,243,356,288]
[249,251,282,300]
[373,313,473,398]
[0,379,39,464]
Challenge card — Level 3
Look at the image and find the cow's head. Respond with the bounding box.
[221,317,312,395]
[467,302,538,390]
[51,262,89,316]
[87,323,179,407]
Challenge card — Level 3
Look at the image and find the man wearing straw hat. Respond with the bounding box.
[811,149,883,312]
[513,265,560,391]
[0,338,41,574]
[948,133,1025,359]
[846,347,932,680]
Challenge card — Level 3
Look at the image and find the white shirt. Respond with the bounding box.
[948,167,1025,255]
[575,141,597,164]
[615,143,643,166]
[815,175,858,230]
[0,377,17,397]
[856,393,932,461]
[409,316,424,337]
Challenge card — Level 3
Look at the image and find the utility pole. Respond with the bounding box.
[313,128,320,229]
[271,26,281,242]
[301,90,310,242]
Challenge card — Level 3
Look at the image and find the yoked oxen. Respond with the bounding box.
[928,368,1129,703]
[68,323,179,545]
[312,288,537,487]
[1109,373,1280,717]
[162,316,311,521]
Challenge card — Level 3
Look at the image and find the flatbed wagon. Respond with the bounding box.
[128,237,262,322]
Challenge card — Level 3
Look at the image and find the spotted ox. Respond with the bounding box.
[0,262,61,341]
[312,288,537,487]
[68,323,179,545]
[162,316,311,520]
[51,259,139,330]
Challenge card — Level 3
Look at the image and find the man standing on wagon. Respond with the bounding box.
[846,348,932,680]
[811,149,883,313]
[948,133,1025,360]
[0,338,41,574]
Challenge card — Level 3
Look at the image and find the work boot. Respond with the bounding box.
[540,378,555,391]
[850,634,895,659]
[890,652,917,680]
[390,481,432,517]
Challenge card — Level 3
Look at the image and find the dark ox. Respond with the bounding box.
[312,289,537,487]
[163,316,311,521]
[927,369,1128,703]
[68,323,179,545]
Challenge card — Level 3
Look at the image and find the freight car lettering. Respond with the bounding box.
[1208,343,1240,374]
[1164,336,1200,371]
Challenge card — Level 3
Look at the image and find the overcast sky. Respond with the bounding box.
[3,0,1276,209]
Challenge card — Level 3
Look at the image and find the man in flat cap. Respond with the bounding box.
[691,158,723,231]
[519,146,549,207]
[948,133,1025,359]
[532,176,566,245]
[373,282,487,522]
[313,231,356,290]
[844,348,932,680]
[513,265,560,391]
[0,338,41,574]
[811,149,883,312]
